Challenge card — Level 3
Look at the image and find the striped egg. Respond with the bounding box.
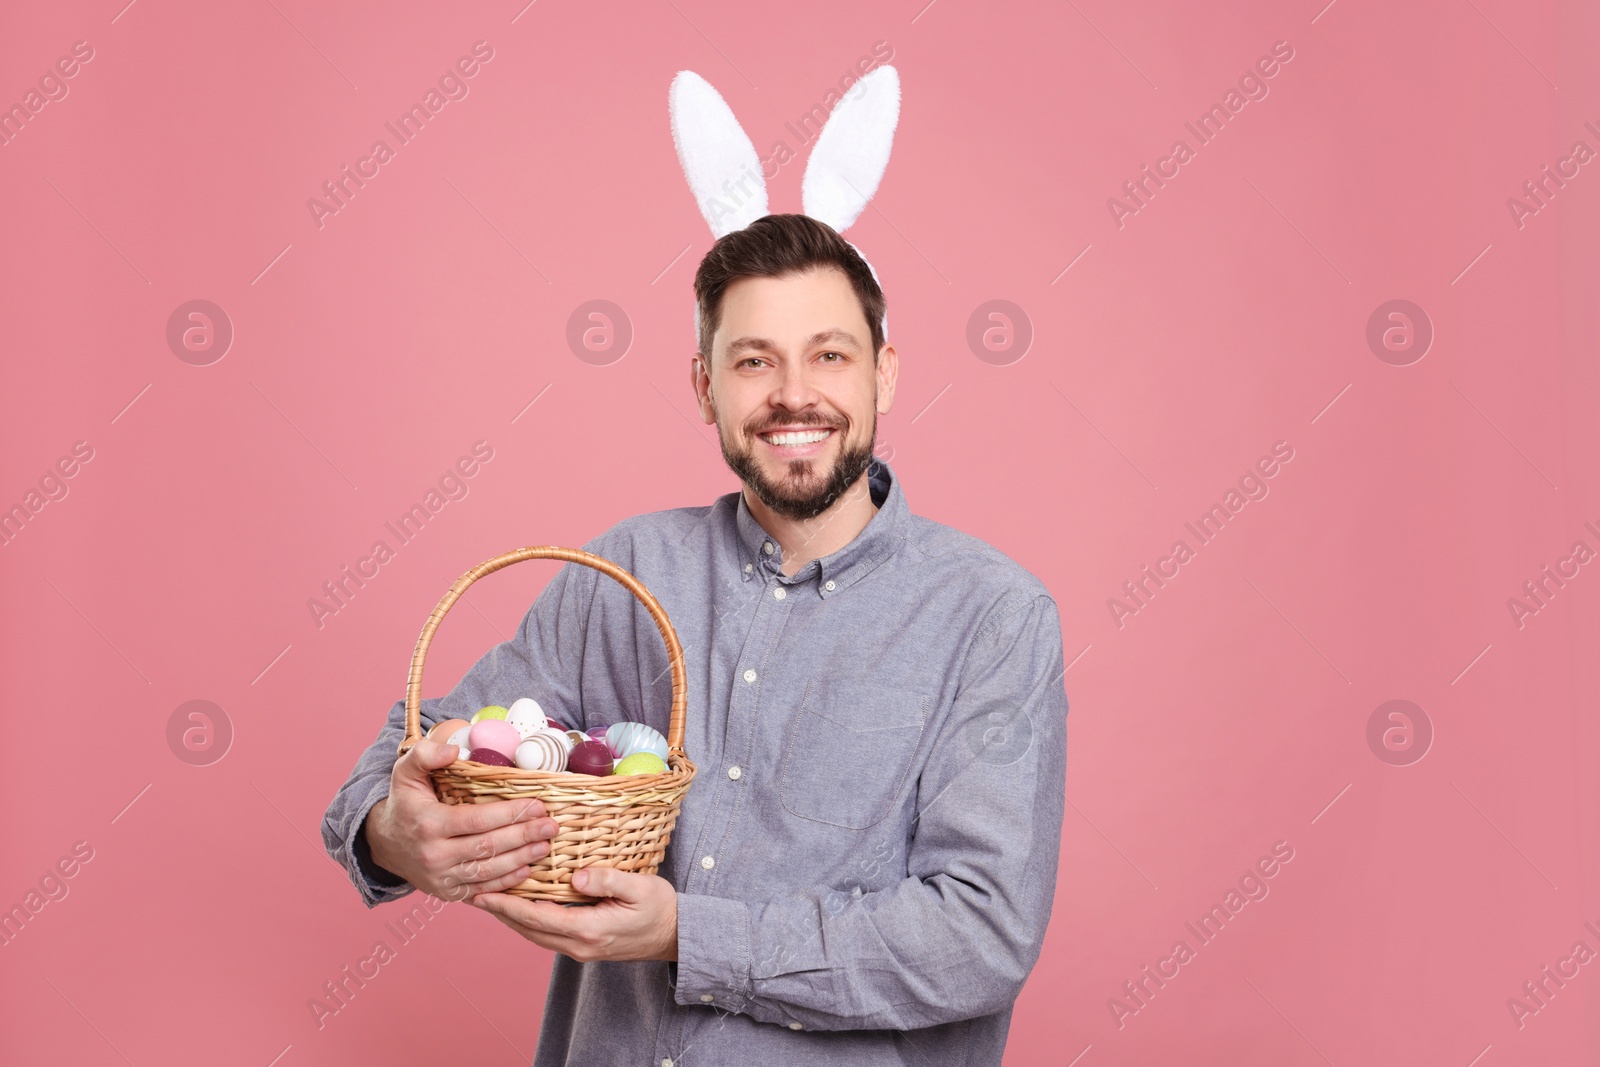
[605,721,669,762]
[513,731,568,772]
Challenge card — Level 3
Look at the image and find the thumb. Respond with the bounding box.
[571,866,646,903]
[397,737,458,782]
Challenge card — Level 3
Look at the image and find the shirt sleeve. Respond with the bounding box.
[672,591,1070,1031]
[320,548,603,909]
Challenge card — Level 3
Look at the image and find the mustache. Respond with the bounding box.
[750,416,845,433]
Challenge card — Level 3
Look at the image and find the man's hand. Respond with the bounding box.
[468,867,679,962]
[364,736,560,902]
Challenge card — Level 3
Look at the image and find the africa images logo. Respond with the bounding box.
[306,41,496,229]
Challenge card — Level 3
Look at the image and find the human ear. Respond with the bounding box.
[874,343,898,414]
[691,354,717,424]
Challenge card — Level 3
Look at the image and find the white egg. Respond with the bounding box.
[446,725,472,758]
[506,698,548,740]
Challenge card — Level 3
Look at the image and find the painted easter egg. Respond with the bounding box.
[605,721,669,762]
[513,732,568,772]
[445,725,472,757]
[564,729,588,747]
[468,747,514,767]
[567,739,615,776]
[613,752,668,776]
[506,698,548,740]
[468,719,521,760]
[586,725,610,744]
[471,705,509,724]
[427,718,470,743]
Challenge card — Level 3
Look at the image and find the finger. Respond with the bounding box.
[444,859,539,900]
[437,795,549,837]
[480,909,586,955]
[449,814,560,867]
[470,892,591,938]
[571,866,648,904]
[448,838,551,887]
[470,862,541,895]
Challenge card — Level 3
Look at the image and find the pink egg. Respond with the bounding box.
[468,719,521,760]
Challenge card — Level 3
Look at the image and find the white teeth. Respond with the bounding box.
[762,429,831,446]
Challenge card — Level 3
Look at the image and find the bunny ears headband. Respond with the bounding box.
[668,64,901,342]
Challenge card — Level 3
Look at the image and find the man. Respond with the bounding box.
[322,213,1069,1066]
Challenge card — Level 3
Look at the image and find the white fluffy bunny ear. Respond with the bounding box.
[669,71,769,238]
[801,65,900,234]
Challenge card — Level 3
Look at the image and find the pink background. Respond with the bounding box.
[3,0,1597,1063]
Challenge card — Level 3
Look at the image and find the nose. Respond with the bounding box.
[769,356,822,414]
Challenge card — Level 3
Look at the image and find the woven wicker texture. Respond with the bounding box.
[397,546,696,902]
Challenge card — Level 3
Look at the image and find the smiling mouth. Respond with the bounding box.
[758,428,835,446]
[754,426,838,459]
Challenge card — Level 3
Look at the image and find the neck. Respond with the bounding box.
[745,470,879,577]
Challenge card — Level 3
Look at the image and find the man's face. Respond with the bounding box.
[692,267,896,522]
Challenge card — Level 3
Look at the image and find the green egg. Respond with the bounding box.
[613,752,668,776]
[471,705,509,723]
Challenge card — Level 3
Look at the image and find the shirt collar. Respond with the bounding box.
[733,456,907,598]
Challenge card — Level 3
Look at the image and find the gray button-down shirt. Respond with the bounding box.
[321,457,1069,1066]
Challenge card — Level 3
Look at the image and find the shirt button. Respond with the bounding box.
[824,580,836,591]
[774,587,786,600]
[727,765,742,780]
[788,1022,803,1030]
[743,669,757,683]
[763,541,774,555]
[700,993,714,1003]
[744,562,753,573]
[701,855,715,870]
[663,1060,673,1067]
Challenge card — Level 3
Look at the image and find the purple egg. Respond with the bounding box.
[586,725,610,742]
[546,716,569,733]
[469,747,514,767]
[567,740,615,776]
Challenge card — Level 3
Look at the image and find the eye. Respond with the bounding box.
[818,351,845,362]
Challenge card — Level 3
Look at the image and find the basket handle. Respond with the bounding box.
[396,546,688,760]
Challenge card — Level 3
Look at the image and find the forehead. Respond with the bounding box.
[713,268,869,356]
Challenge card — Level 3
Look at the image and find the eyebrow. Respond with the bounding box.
[723,328,863,360]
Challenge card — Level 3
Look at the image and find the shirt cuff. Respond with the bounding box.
[355,816,409,890]
[673,892,752,1011]
[342,788,415,908]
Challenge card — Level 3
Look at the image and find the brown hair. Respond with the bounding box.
[693,213,886,363]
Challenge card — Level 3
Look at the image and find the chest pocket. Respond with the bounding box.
[779,679,932,830]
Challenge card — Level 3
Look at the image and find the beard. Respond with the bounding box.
[717,408,877,521]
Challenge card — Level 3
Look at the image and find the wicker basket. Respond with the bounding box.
[396,546,696,903]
